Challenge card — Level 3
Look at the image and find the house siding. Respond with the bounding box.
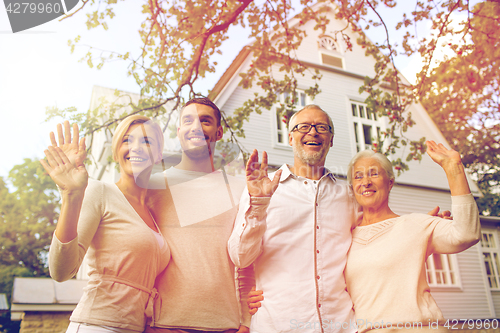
[293,8,378,78]
[389,184,452,215]
[492,291,500,318]
[431,245,492,319]
[219,64,371,172]
[479,226,500,318]
[218,62,464,193]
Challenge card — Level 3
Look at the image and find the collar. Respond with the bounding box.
[278,164,337,183]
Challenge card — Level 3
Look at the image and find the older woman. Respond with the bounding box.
[248,141,480,332]
[40,116,170,333]
[345,140,480,332]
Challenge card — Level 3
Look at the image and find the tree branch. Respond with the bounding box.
[180,0,253,85]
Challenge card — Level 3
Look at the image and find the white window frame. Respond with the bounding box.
[426,253,462,289]
[350,101,385,153]
[318,35,344,69]
[273,90,310,147]
[481,230,500,290]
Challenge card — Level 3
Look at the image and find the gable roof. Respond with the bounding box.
[209,46,251,101]
[10,277,87,319]
[12,277,86,305]
[209,2,410,104]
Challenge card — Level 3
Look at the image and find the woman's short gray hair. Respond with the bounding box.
[347,150,395,185]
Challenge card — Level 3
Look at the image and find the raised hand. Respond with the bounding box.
[427,206,453,220]
[50,120,86,168]
[246,149,282,198]
[40,146,88,193]
[426,140,462,169]
[426,140,470,196]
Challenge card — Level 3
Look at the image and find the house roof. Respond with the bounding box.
[12,277,86,305]
[0,294,8,312]
[480,215,500,227]
[209,46,251,101]
[10,277,87,319]
[208,2,408,103]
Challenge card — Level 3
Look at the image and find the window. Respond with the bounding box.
[275,90,309,145]
[318,36,343,69]
[319,36,338,51]
[481,231,500,289]
[426,253,461,287]
[351,101,384,152]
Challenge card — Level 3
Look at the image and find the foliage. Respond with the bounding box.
[0,265,31,333]
[0,159,59,332]
[0,159,59,308]
[0,159,59,276]
[420,1,500,216]
[47,0,497,179]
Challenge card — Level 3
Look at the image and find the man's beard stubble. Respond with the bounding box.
[183,141,216,161]
[292,140,327,166]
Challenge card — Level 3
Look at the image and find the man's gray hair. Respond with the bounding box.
[288,105,334,135]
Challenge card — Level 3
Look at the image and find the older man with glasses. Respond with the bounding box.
[228,105,360,333]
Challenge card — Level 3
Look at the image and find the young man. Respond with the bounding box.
[49,100,265,332]
[228,105,359,333]
[145,98,276,333]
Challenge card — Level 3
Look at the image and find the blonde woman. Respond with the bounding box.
[41,116,170,333]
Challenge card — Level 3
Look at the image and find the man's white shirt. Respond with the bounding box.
[228,164,361,333]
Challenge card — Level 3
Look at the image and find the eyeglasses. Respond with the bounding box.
[291,123,332,134]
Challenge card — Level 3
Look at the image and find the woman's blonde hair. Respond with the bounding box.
[111,115,164,163]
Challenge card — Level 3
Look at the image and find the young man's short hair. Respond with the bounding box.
[180,97,222,126]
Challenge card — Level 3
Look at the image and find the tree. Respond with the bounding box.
[0,159,59,332]
[0,159,59,276]
[420,1,500,216]
[46,0,498,181]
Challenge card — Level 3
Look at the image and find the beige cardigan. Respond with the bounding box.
[345,194,480,332]
[49,180,170,331]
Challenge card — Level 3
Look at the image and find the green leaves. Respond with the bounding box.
[0,160,61,331]
[421,1,500,216]
[0,159,59,277]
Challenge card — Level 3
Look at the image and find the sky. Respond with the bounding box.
[0,1,463,183]
[0,1,253,181]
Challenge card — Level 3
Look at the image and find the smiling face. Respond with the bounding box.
[288,107,334,167]
[177,103,223,161]
[117,123,160,178]
[351,157,394,211]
